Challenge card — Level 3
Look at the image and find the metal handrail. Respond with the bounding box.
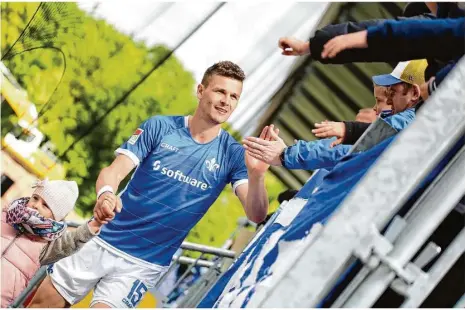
[174,255,216,268]
[180,241,236,258]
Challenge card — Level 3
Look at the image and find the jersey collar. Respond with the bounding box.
[184,116,222,137]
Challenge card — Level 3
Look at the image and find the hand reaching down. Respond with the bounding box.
[321,30,368,59]
[278,37,310,56]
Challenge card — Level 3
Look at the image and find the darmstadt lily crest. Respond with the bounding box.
[205,158,220,172]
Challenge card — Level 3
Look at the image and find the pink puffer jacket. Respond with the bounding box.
[1,211,47,307]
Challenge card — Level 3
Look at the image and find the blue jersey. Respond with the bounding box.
[96,116,248,267]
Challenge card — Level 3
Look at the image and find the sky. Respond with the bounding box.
[78,1,328,134]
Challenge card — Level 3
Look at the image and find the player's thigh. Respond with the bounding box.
[28,275,69,308]
[91,259,166,308]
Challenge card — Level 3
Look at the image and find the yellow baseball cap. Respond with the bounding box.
[372,59,427,86]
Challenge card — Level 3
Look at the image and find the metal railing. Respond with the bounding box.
[8,266,47,308]
[180,241,235,258]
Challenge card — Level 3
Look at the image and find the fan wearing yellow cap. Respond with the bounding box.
[312,59,427,147]
[372,59,427,114]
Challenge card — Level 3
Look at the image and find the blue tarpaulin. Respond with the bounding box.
[198,133,464,308]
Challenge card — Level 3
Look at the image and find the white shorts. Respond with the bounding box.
[48,239,167,308]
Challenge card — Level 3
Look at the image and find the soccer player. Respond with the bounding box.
[28,61,271,308]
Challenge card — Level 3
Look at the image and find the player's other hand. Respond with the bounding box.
[93,192,122,224]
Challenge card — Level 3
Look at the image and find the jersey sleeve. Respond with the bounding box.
[228,144,249,195]
[115,116,163,166]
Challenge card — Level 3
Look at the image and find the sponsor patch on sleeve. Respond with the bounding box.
[128,128,144,145]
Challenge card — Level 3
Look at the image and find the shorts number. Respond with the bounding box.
[47,264,54,274]
[127,280,148,307]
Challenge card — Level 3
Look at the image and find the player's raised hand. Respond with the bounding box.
[278,37,310,56]
[244,126,269,174]
[243,124,286,167]
[321,30,368,59]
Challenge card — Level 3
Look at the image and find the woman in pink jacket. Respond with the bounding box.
[1,179,103,307]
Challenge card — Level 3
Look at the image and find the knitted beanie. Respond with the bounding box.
[32,179,79,221]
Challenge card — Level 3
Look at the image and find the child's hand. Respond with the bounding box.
[87,219,103,234]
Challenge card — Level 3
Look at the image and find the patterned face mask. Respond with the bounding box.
[6,197,67,241]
